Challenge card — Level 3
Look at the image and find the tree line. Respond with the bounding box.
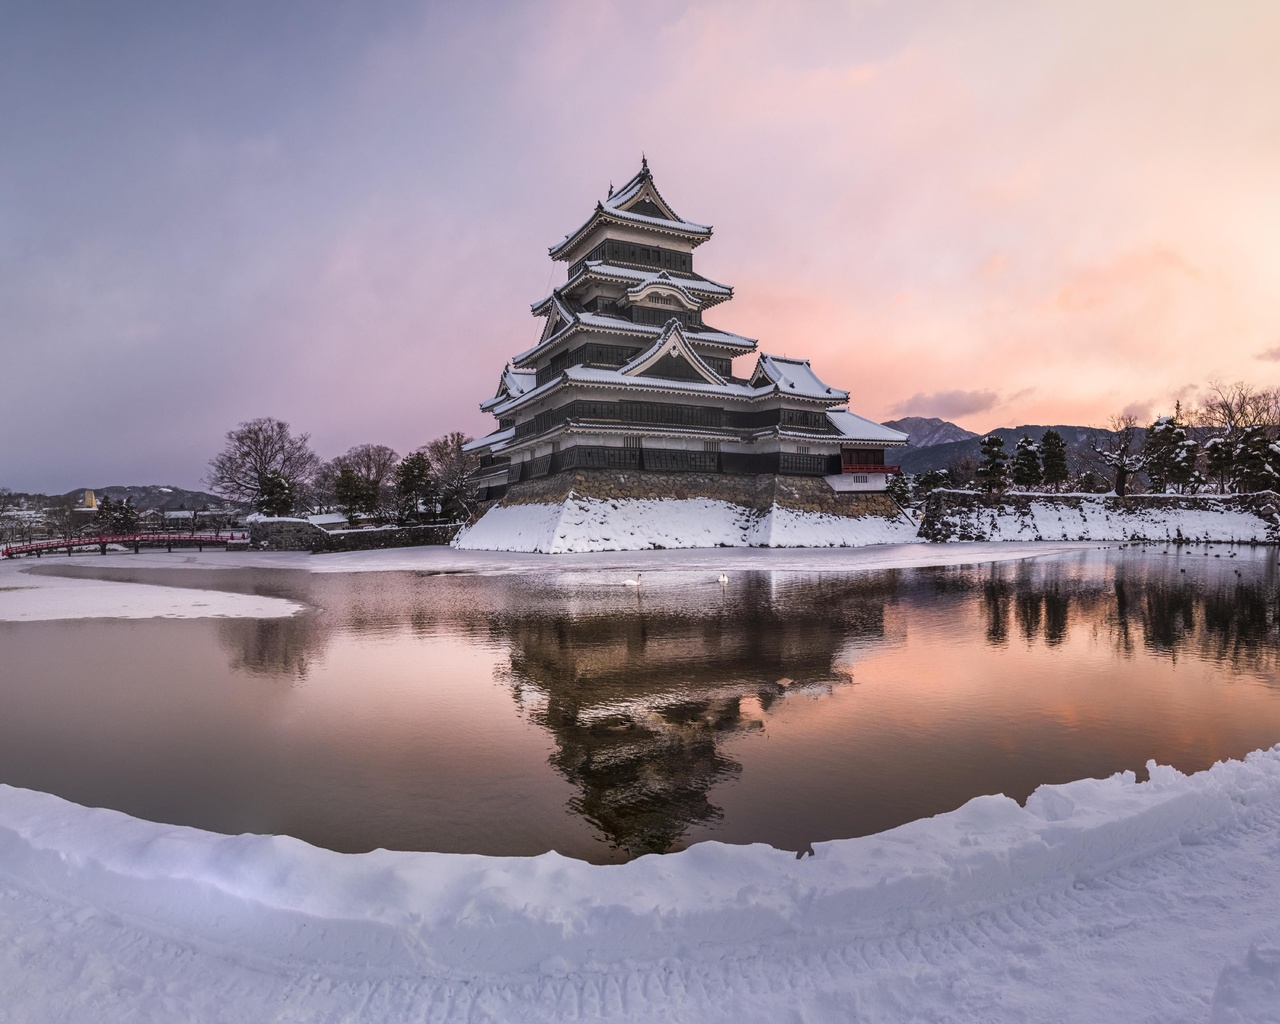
[944,381,1280,497]
[206,418,479,524]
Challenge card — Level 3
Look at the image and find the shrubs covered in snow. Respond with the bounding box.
[919,490,1280,544]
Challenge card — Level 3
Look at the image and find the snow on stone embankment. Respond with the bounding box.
[454,496,919,553]
[5,750,1280,1020]
[919,490,1280,544]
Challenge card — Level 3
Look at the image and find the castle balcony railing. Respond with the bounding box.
[841,464,900,474]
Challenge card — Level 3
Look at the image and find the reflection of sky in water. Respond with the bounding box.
[3,547,1280,862]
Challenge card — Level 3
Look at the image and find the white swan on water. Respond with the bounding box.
[623,572,643,587]
[718,573,728,585]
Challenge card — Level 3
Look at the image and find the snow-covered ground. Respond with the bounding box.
[0,555,303,621]
[38,539,1092,576]
[5,541,1280,1021]
[455,496,920,553]
[929,492,1277,544]
[3,750,1280,1022]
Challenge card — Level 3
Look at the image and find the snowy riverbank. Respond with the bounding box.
[0,554,303,621]
[454,496,919,553]
[920,490,1280,544]
[3,749,1280,1022]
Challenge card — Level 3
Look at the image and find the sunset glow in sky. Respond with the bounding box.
[2,1,1278,490]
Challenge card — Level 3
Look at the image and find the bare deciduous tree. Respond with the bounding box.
[344,444,399,501]
[1092,414,1146,496]
[207,418,319,514]
[424,431,478,522]
[1195,381,1280,436]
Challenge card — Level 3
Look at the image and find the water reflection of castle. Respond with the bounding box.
[502,575,897,856]
[207,555,1280,857]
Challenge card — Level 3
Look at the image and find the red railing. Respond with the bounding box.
[2,532,247,558]
[841,464,900,475]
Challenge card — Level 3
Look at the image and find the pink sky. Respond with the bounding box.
[2,1,1278,489]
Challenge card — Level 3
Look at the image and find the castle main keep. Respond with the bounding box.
[466,161,906,504]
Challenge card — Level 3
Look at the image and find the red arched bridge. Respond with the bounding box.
[2,532,248,558]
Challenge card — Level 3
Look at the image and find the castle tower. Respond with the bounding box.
[466,161,906,501]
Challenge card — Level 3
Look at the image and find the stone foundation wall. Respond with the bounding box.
[250,519,460,552]
[311,524,460,553]
[249,519,323,551]
[500,471,904,520]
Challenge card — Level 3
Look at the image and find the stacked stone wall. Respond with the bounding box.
[311,524,460,553]
[249,519,323,552]
[500,471,904,521]
[250,519,460,553]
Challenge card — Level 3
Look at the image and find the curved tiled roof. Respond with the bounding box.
[548,161,712,260]
[751,354,849,401]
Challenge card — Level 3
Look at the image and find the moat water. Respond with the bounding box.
[4,546,1280,863]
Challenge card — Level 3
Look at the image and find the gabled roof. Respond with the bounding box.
[826,409,909,445]
[568,261,732,304]
[750,354,849,401]
[479,365,537,412]
[462,426,515,453]
[622,272,704,310]
[604,158,688,223]
[619,320,727,386]
[512,310,757,367]
[549,159,713,260]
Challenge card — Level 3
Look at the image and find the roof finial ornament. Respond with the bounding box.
[607,181,613,198]
[641,152,648,174]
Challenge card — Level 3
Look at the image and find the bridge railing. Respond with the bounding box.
[2,532,248,558]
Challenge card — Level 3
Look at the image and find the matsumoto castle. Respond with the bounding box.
[466,161,906,503]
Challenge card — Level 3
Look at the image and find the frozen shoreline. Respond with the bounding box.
[35,538,1098,577]
[0,554,304,621]
[3,750,1280,1021]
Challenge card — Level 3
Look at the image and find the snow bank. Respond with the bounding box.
[0,559,303,621]
[455,496,920,553]
[5,748,1280,1020]
[56,540,1090,577]
[922,490,1279,544]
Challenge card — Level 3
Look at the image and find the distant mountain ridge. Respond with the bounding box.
[60,484,228,510]
[881,416,979,448]
[887,424,1122,476]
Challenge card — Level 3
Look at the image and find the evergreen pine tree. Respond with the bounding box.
[394,450,439,524]
[1203,435,1234,493]
[975,435,1008,493]
[1232,426,1279,493]
[1010,435,1042,490]
[912,468,950,501]
[117,496,139,533]
[255,471,295,517]
[885,471,910,505]
[333,464,365,521]
[1039,429,1069,491]
[1143,416,1178,493]
[1076,470,1106,493]
[96,494,115,533]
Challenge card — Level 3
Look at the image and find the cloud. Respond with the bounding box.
[889,389,1002,419]
[1255,347,1280,362]
[1121,400,1153,422]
